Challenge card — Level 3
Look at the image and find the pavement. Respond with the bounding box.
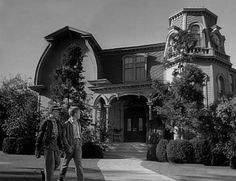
[1,142,236,181]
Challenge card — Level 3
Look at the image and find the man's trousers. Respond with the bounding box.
[59,139,84,181]
[44,148,60,181]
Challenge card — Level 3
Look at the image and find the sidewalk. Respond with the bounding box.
[0,151,104,181]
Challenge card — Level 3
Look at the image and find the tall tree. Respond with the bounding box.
[50,43,90,124]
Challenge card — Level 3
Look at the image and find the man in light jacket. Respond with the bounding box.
[58,106,84,181]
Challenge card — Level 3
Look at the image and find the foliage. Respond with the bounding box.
[82,142,104,158]
[153,64,205,137]
[50,44,86,108]
[190,138,211,165]
[16,137,35,155]
[167,139,194,163]
[2,137,17,154]
[146,144,157,161]
[147,132,162,145]
[156,139,168,162]
[0,75,39,138]
[164,28,197,67]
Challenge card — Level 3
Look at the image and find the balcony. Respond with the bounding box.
[187,47,230,61]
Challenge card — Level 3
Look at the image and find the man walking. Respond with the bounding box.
[35,105,63,181]
[58,106,84,181]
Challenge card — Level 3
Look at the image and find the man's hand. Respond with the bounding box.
[35,149,41,158]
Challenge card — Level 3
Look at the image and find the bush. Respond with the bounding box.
[156,139,168,162]
[16,137,35,155]
[2,137,17,154]
[82,142,103,158]
[167,139,194,163]
[146,144,157,161]
[211,145,228,166]
[190,139,211,165]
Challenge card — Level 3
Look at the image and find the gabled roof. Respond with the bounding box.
[44,26,101,51]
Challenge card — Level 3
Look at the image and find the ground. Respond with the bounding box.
[0,143,236,181]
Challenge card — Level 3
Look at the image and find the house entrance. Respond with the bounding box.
[124,106,146,142]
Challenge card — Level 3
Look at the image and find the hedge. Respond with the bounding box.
[82,142,104,158]
[156,139,168,162]
[16,137,35,155]
[2,137,17,154]
[190,139,211,165]
[146,144,157,161]
[2,137,35,155]
[167,139,194,163]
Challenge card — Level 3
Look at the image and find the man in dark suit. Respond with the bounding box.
[58,106,84,181]
[35,105,63,181]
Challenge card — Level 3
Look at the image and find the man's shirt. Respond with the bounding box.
[69,117,81,139]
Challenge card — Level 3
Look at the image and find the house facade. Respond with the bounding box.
[31,8,236,142]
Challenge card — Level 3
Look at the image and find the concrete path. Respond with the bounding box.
[98,158,176,181]
[99,142,176,181]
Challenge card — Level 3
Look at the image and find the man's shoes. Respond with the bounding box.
[41,170,45,181]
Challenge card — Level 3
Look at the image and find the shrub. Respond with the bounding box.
[167,139,194,163]
[156,139,168,162]
[16,137,35,155]
[211,145,228,166]
[146,144,157,161]
[190,139,211,165]
[2,137,17,154]
[82,142,103,158]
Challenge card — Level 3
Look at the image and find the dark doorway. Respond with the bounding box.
[124,106,146,142]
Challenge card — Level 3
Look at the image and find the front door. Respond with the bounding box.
[124,107,146,142]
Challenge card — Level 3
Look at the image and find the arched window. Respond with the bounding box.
[190,25,201,46]
[123,55,146,82]
[218,75,225,95]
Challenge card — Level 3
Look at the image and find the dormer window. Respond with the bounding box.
[190,25,201,46]
[123,55,146,82]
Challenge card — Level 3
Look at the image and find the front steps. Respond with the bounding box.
[104,142,147,159]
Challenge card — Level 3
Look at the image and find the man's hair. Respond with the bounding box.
[68,106,80,117]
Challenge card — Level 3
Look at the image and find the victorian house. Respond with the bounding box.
[31,8,236,142]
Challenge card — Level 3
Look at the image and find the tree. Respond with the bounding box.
[0,74,39,138]
[50,43,91,125]
[153,64,205,139]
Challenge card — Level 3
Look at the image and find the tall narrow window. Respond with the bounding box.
[230,74,234,93]
[191,25,201,46]
[124,57,134,81]
[218,76,225,95]
[135,56,146,80]
[127,118,132,131]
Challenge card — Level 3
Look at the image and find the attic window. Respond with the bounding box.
[123,55,146,82]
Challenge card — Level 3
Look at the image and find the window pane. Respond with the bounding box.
[136,56,145,63]
[125,69,133,81]
[127,118,131,131]
[136,67,145,80]
[191,25,201,46]
[125,57,133,64]
[139,118,143,131]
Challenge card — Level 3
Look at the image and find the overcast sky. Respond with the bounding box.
[0,0,236,82]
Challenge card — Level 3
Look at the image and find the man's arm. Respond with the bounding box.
[62,123,72,153]
[35,120,47,157]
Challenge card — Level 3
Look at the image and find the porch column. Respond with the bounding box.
[95,107,101,139]
[104,105,110,133]
[147,101,153,120]
[146,101,153,142]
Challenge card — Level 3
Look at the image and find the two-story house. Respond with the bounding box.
[30,8,236,142]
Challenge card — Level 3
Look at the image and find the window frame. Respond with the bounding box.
[122,55,147,83]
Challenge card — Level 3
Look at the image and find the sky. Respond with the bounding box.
[0,0,236,82]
